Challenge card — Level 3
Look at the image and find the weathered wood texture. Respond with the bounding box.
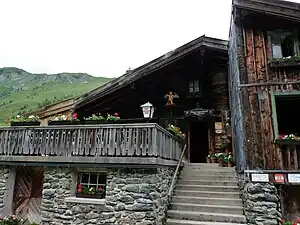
[13,167,44,224]
[230,10,300,170]
[0,124,182,162]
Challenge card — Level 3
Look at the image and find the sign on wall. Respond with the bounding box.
[215,122,223,134]
[274,174,285,183]
[251,173,269,182]
[288,174,300,183]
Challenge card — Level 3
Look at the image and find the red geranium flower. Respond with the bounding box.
[114,112,119,116]
[72,113,78,119]
[98,187,102,191]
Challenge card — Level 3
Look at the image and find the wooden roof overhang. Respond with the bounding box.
[233,0,300,23]
[74,36,228,113]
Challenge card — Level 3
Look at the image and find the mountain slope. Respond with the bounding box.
[0,67,113,124]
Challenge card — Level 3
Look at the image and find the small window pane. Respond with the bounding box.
[90,174,97,184]
[272,45,283,58]
[194,80,200,93]
[98,174,106,185]
[81,174,89,184]
[189,80,194,93]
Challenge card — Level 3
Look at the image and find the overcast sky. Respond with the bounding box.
[0,0,299,78]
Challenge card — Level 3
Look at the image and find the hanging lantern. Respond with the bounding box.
[140,102,154,119]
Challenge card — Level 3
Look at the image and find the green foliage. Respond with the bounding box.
[0,67,113,124]
[269,55,300,63]
[0,215,24,225]
[85,113,106,121]
[167,124,186,140]
[106,113,120,121]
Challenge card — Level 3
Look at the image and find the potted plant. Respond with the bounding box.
[227,154,233,167]
[206,154,211,163]
[210,153,217,163]
[48,113,80,125]
[7,115,40,126]
[220,142,230,153]
[84,113,106,124]
[216,153,225,167]
[76,184,105,199]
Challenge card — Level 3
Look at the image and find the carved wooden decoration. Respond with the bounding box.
[164,91,179,106]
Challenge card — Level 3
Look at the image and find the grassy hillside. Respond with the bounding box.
[0,67,113,125]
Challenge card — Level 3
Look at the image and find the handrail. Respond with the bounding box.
[167,144,187,204]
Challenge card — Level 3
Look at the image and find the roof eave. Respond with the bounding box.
[74,36,228,109]
[233,0,300,22]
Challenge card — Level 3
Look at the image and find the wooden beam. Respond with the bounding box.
[0,156,178,168]
[239,80,300,88]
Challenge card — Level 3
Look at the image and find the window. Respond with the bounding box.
[268,29,300,59]
[189,80,201,94]
[272,93,300,138]
[76,173,106,199]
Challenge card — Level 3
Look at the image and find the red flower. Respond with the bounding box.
[296,218,300,222]
[114,112,119,116]
[72,113,78,119]
[98,187,102,191]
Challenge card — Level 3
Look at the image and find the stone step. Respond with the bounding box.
[179,175,237,181]
[172,196,242,206]
[180,171,236,176]
[178,180,238,186]
[175,184,239,192]
[184,163,221,167]
[167,210,246,223]
[174,190,241,198]
[167,219,246,225]
[171,203,244,215]
[182,168,235,172]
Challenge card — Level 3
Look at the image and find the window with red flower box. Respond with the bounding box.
[76,173,106,199]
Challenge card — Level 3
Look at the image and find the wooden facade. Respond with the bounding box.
[74,36,230,163]
[229,0,300,171]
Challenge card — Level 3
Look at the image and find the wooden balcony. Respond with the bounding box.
[0,123,183,167]
[276,140,300,170]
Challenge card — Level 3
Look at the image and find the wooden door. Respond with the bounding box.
[13,167,44,224]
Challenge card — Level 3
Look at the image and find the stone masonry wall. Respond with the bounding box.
[238,175,281,225]
[42,167,174,225]
[0,167,9,215]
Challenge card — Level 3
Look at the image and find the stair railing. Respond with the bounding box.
[167,144,187,205]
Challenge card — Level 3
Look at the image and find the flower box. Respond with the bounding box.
[75,193,104,199]
[10,121,41,126]
[269,60,300,68]
[48,121,82,125]
[84,120,122,125]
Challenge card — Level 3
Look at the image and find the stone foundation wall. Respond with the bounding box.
[42,167,174,225]
[238,175,281,225]
[0,167,9,215]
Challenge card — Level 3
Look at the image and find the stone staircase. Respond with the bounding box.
[167,163,246,225]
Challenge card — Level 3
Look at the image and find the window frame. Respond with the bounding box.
[75,172,107,199]
[188,80,202,95]
[271,91,300,139]
[267,28,300,59]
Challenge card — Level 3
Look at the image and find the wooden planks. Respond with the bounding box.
[13,167,44,224]
[0,124,183,161]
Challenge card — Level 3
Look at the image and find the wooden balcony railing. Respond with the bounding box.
[0,123,183,166]
[276,140,300,170]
